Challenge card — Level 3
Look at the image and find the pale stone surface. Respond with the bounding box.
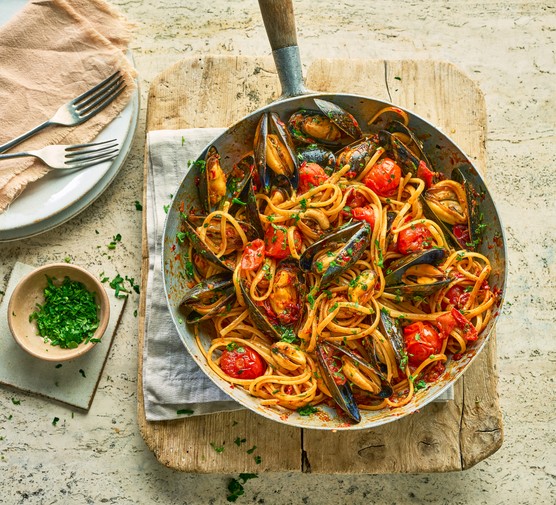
[0,1,554,504]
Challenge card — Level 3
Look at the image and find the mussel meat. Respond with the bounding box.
[240,259,306,341]
[197,146,253,214]
[288,99,361,147]
[254,112,299,194]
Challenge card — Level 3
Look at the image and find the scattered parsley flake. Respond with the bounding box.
[177,409,194,416]
[52,417,60,426]
[134,201,143,211]
[296,405,318,416]
[210,442,225,453]
[11,398,20,405]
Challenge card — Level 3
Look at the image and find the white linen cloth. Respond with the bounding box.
[142,128,453,421]
[143,128,242,421]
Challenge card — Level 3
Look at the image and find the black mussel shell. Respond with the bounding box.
[314,99,362,142]
[179,273,235,323]
[378,309,406,368]
[335,137,381,178]
[299,221,371,287]
[316,342,361,423]
[296,144,335,168]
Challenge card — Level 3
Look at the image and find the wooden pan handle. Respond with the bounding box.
[258,0,298,50]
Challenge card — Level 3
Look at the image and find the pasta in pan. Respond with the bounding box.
[178,101,497,423]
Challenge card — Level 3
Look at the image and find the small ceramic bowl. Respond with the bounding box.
[8,263,110,361]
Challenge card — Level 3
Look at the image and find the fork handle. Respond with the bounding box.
[0,151,32,161]
[0,120,51,153]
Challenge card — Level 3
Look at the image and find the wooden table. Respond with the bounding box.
[138,56,502,473]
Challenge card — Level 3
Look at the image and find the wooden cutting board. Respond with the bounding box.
[138,56,502,473]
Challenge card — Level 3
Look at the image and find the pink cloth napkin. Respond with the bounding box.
[0,0,136,213]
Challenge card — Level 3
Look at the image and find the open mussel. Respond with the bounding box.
[299,221,372,287]
[327,341,393,399]
[378,309,406,368]
[378,130,482,251]
[316,342,361,423]
[254,112,299,194]
[288,99,362,147]
[335,136,383,178]
[240,259,306,341]
[179,273,235,323]
[183,215,259,272]
[197,147,253,214]
[384,248,451,297]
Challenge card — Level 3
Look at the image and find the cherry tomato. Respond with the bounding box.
[397,224,434,255]
[435,308,478,342]
[220,346,265,379]
[363,157,402,197]
[443,285,470,310]
[240,239,265,271]
[346,189,368,209]
[403,321,442,366]
[351,206,376,228]
[417,160,436,188]
[264,224,302,259]
[453,224,470,248]
[298,162,328,194]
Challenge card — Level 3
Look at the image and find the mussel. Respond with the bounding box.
[254,112,299,194]
[288,99,362,147]
[379,130,482,251]
[299,221,372,287]
[384,248,451,297]
[316,342,361,423]
[197,146,253,214]
[335,136,382,178]
[296,144,335,168]
[378,308,406,368]
[179,273,235,323]
[240,259,306,341]
[183,215,259,272]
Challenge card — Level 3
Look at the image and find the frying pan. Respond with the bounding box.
[162,0,507,430]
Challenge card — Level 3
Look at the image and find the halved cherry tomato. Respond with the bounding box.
[403,321,443,366]
[351,206,376,228]
[298,162,328,194]
[240,239,265,271]
[397,223,434,255]
[220,346,265,379]
[264,224,302,259]
[363,157,402,197]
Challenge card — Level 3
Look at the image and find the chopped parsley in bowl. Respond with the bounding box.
[8,263,110,361]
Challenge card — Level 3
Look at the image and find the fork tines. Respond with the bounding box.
[65,139,119,167]
[73,71,127,118]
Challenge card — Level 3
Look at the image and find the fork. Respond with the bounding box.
[0,71,126,153]
[0,139,119,171]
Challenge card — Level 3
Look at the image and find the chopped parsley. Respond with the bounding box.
[29,276,100,349]
[107,233,122,250]
[52,417,60,426]
[134,200,143,211]
[297,405,318,416]
[227,473,258,502]
[234,437,246,446]
[11,398,20,405]
[246,445,257,454]
[177,409,194,416]
[210,442,225,453]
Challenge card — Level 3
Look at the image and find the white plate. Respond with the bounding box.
[0,0,139,242]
